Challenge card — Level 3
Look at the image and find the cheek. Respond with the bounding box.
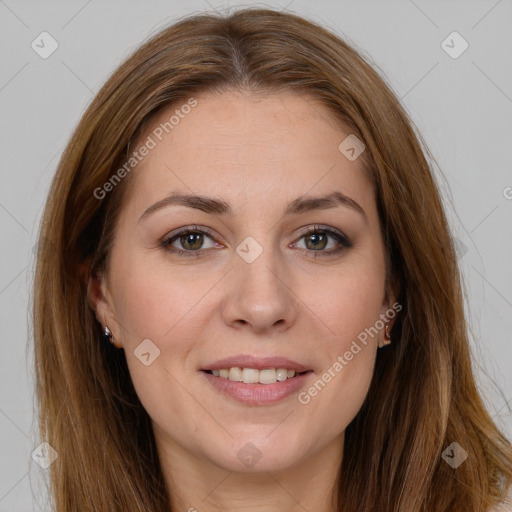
[297,283,380,444]
[108,254,215,410]
[312,263,386,348]
[310,345,376,443]
[110,261,207,434]
[297,257,384,418]
[109,251,211,343]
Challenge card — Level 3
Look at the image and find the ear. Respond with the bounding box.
[381,272,401,330]
[82,260,120,343]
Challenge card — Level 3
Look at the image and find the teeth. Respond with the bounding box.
[209,367,299,384]
[277,369,288,381]
[229,367,242,381]
[258,369,276,384]
[242,368,259,383]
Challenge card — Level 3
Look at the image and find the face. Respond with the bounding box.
[91,89,393,474]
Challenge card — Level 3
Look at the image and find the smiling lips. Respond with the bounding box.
[201,354,313,405]
[205,367,302,384]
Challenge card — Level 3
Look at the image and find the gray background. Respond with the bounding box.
[1,0,511,510]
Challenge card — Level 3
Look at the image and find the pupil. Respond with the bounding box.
[183,233,202,250]
[308,233,326,250]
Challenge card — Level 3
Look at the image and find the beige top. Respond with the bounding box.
[489,501,511,511]
[489,486,512,511]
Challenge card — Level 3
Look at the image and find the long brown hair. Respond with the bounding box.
[33,7,512,511]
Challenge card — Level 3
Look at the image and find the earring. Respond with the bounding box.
[378,323,392,348]
[104,326,122,349]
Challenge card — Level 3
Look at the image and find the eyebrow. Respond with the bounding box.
[138,191,367,222]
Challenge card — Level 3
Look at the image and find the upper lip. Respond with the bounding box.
[201,354,312,373]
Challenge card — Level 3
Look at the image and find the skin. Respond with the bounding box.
[88,89,395,512]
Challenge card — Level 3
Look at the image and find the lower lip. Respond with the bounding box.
[201,371,313,405]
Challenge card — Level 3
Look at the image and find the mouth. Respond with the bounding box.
[200,355,314,404]
[201,368,312,384]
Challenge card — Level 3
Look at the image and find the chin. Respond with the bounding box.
[205,431,308,473]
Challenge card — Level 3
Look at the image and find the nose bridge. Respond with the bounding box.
[221,232,298,332]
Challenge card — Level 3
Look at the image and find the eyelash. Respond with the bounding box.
[159,224,352,258]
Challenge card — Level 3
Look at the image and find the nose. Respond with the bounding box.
[220,242,299,334]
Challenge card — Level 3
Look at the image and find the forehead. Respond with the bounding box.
[123,88,373,217]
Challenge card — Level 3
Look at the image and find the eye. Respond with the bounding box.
[160,225,220,257]
[291,225,352,257]
[160,224,352,258]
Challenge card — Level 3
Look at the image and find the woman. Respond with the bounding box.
[33,7,512,512]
